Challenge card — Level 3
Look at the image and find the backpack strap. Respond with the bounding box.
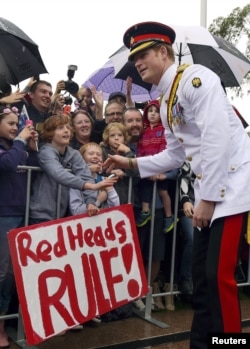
[167,64,190,132]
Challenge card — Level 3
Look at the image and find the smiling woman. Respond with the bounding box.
[70,110,95,150]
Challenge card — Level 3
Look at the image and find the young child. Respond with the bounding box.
[29,114,117,225]
[101,122,136,204]
[74,86,96,118]
[0,105,38,347]
[136,100,176,233]
[69,142,120,215]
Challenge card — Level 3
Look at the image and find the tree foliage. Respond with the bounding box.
[209,4,250,95]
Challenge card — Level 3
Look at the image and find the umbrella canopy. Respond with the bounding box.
[82,60,160,102]
[110,25,250,88]
[187,35,250,87]
[0,17,48,85]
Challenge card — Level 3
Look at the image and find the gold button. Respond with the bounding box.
[221,189,225,193]
[186,156,192,161]
[196,174,202,179]
[220,193,225,198]
[231,165,236,171]
[178,138,184,143]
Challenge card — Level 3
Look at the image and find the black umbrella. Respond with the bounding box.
[0,17,48,85]
[187,35,250,88]
[109,45,150,89]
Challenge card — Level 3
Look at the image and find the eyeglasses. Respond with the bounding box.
[0,106,19,116]
[105,112,123,117]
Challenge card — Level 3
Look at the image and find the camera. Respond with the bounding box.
[64,65,79,94]
[64,95,73,105]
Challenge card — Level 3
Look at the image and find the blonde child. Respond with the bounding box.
[101,122,135,204]
[69,142,120,215]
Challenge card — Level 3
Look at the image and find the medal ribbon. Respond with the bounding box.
[167,64,190,132]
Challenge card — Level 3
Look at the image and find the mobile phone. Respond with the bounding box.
[63,105,71,114]
[108,174,116,178]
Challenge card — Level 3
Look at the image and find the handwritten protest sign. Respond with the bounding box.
[8,204,148,345]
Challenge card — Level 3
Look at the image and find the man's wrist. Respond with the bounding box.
[128,158,134,169]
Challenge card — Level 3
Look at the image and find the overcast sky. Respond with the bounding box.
[1,0,250,122]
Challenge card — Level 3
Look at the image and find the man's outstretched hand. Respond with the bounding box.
[103,154,131,173]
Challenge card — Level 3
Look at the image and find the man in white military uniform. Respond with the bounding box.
[104,21,250,349]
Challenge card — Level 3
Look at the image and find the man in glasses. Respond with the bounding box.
[92,100,125,143]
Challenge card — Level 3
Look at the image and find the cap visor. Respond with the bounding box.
[128,41,156,61]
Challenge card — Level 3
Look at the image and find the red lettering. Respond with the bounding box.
[65,263,96,322]
[100,248,125,308]
[38,257,106,336]
[16,217,128,269]
[93,226,106,247]
[36,240,52,262]
[38,269,75,336]
[121,243,140,298]
[87,253,111,313]
[84,228,94,246]
[115,220,127,243]
[122,243,133,274]
[17,232,40,266]
[104,218,116,241]
[67,223,84,250]
[54,226,67,258]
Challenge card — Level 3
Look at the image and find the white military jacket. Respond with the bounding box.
[137,63,250,222]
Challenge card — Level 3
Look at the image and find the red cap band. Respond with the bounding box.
[130,33,172,47]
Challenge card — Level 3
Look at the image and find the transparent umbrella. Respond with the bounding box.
[82,60,160,102]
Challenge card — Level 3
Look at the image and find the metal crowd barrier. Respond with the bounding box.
[2,165,250,348]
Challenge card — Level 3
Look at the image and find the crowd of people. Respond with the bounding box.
[0,69,195,344]
[0,19,250,349]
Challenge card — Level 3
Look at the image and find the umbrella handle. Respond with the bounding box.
[178,43,182,66]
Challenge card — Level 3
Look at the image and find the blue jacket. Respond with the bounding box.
[0,137,38,216]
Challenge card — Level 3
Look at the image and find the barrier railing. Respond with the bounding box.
[2,165,250,347]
